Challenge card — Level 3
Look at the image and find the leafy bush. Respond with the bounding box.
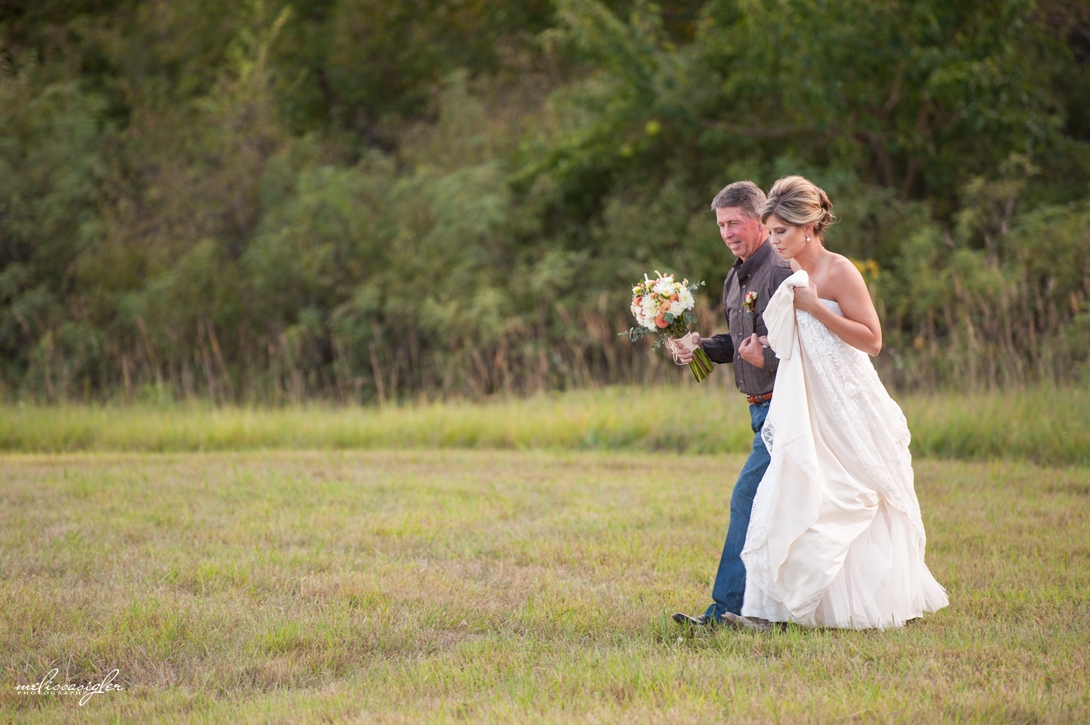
[0,0,1088,402]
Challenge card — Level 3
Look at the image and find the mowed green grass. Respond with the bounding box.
[1,450,1087,723]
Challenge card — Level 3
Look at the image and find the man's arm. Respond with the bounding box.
[671,332,733,365]
[700,333,734,364]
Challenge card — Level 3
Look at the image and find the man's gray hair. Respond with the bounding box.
[710,180,766,219]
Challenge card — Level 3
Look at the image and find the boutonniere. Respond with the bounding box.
[743,290,759,331]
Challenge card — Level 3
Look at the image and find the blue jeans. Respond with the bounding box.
[705,400,771,620]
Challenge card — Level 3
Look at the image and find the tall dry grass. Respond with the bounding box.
[0,384,1086,466]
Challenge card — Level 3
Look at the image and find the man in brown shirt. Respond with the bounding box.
[673,180,792,627]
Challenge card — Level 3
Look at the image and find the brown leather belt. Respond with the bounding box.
[745,392,773,405]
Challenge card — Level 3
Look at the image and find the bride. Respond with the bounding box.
[726,176,948,630]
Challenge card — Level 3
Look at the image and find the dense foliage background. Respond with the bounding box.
[1,0,1088,404]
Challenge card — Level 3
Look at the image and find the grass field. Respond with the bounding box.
[1,384,1088,466]
[2,446,1088,723]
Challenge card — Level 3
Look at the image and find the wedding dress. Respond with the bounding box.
[740,271,948,629]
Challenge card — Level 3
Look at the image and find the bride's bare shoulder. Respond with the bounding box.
[812,253,869,306]
[825,253,867,287]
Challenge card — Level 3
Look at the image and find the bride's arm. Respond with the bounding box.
[795,257,882,356]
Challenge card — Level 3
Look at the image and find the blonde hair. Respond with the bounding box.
[760,176,836,238]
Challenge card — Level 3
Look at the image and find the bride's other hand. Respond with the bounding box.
[793,281,821,314]
[671,332,701,364]
[738,334,765,368]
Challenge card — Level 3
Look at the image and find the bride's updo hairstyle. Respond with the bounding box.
[760,175,836,240]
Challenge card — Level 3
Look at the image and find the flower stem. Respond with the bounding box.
[689,348,714,382]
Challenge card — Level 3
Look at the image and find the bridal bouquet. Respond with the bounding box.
[621,271,714,382]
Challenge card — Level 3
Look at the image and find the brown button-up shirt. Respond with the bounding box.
[701,238,793,396]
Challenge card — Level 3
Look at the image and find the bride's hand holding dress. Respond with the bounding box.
[790,279,822,314]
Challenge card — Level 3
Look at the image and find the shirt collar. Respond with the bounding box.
[733,236,774,280]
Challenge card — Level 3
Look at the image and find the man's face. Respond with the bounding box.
[715,206,766,261]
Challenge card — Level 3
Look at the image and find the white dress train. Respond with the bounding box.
[740,271,948,629]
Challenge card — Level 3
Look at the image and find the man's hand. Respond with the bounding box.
[671,332,702,364]
[738,333,766,368]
